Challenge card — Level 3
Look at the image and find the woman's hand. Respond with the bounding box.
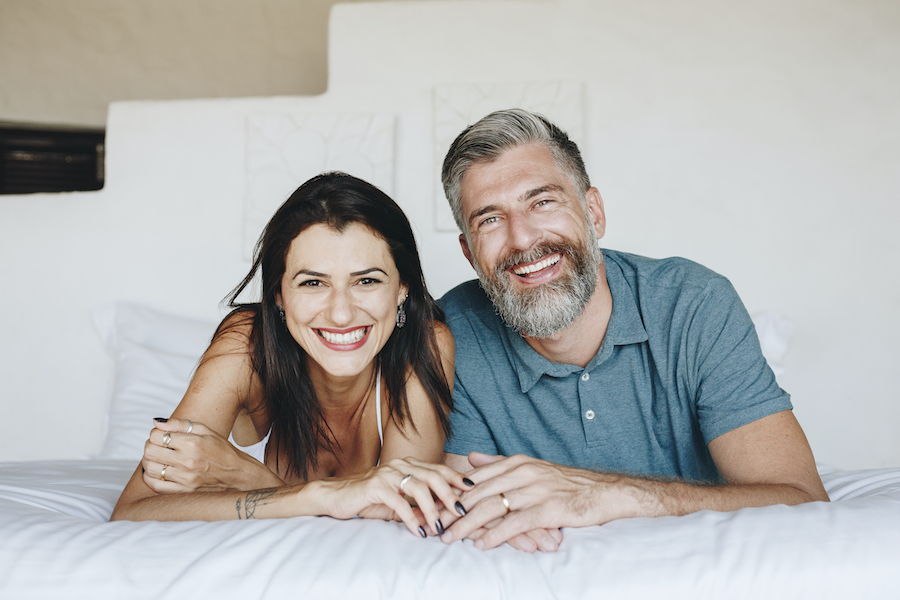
[308,457,472,538]
[142,417,284,493]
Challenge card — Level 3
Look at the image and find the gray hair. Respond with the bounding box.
[440,108,591,233]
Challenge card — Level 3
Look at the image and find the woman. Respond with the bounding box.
[111,172,466,539]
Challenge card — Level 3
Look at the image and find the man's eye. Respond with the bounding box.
[480,216,499,227]
[534,198,552,208]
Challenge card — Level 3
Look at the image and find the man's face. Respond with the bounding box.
[458,143,606,338]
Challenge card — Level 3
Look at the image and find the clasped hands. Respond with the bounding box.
[439,452,635,553]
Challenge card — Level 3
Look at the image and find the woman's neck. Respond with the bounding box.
[306,360,377,414]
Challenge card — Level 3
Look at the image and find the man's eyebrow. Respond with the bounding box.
[520,184,564,202]
[467,204,501,228]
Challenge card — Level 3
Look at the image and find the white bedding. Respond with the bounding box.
[1,460,898,599]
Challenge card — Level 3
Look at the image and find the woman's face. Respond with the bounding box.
[277,223,408,380]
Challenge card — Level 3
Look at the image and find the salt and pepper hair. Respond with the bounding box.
[441,108,592,233]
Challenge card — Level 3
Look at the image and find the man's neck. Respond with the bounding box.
[522,265,613,368]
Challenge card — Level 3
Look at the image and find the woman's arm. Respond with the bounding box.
[111,314,280,520]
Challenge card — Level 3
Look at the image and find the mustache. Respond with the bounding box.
[495,242,571,273]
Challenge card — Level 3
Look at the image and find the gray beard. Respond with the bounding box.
[474,237,603,339]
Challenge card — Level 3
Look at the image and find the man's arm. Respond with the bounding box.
[441,410,828,550]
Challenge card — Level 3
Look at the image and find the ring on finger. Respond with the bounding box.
[162,432,172,449]
[160,465,169,482]
[499,492,511,514]
[185,419,193,434]
[399,474,413,493]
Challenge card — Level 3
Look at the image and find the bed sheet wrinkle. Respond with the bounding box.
[1,460,900,599]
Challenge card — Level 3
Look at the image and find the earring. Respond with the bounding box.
[277,305,286,325]
[396,301,406,329]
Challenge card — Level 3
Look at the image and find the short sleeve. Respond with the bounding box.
[444,370,500,456]
[687,278,793,442]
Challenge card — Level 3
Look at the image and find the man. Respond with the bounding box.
[436,108,828,553]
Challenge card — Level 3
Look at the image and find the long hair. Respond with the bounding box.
[216,172,452,480]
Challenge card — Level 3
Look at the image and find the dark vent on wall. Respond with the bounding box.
[0,123,105,195]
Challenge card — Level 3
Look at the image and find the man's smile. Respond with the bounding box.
[511,252,562,278]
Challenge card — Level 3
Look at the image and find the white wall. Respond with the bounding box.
[1,0,898,469]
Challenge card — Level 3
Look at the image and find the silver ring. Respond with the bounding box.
[162,432,172,449]
[499,492,511,514]
[399,474,413,493]
[160,465,169,482]
[185,419,193,434]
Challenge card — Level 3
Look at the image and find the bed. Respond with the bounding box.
[1,303,898,599]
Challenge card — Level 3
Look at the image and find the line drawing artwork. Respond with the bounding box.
[243,113,395,259]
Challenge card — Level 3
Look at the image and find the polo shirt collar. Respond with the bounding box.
[504,251,649,393]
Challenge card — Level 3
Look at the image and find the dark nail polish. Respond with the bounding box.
[153,417,168,423]
[435,520,444,535]
[463,478,475,487]
[455,501,467,516]
[418,526,427,538]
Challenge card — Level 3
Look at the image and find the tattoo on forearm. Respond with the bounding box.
[236,489,277,519]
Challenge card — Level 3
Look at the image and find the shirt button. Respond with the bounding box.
[581,372,590,381]
[585,410,595,420]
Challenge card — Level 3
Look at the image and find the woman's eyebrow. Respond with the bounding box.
[292,267,388,280]
[350,267,388,277]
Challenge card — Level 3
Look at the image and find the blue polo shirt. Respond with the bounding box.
[440,249,792,483]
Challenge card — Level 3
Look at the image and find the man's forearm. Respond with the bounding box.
[598,473,827,522]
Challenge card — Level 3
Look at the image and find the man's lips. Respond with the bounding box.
[509,252,562,278]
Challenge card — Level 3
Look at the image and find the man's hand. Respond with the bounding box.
[441,452,634,551]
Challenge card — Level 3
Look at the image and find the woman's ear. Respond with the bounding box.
[397,284,409,307]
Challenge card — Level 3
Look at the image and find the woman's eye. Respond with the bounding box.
[358,277,381,286]
[299,279,322,287]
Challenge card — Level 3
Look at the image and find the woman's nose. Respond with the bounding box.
[325,287,355,325]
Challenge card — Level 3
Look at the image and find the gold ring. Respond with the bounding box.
[499,492,511,514]
[162,432,172,449]
[160,465,168,482]
[399,474,413,493]
[185,419,193,434]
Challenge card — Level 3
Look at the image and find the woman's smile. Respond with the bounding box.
[316,326,371,350]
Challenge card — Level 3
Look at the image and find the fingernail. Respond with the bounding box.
[541,539,557,552]
[455,501,467,516]
[440,531,452,543]
[418,526,427,538]
[474,539,484,550]
[153,417,168,423]
[463,478,475,487]
[435,520,445,535]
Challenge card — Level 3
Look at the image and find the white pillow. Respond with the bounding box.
[92,302,218,460]
[750,311,794,377]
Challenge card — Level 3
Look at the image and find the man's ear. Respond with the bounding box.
[459,233,476,269]
[586,188,606,240]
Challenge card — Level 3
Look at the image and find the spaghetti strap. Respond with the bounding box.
[375,370,383,447]
[375,370,384,466]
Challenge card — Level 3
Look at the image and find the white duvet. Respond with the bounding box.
[1,460,898,599]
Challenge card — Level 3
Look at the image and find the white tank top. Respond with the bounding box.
[228,371,384,463]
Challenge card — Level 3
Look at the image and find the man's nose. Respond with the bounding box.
[507,210,542,251]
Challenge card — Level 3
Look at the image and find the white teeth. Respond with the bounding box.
[513,253,560,276]
[319,327,367,344]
